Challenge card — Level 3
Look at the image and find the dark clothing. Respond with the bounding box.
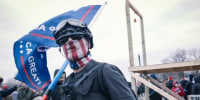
[166,80,173,89]
[149,74,162,100]
[184,74,194,100]
[50,69,66,100]
[61,60,136,100]
[137,83,144,95]
[51,85,63,100]
[191,75,200,94]
[184,82,193,96]
[0,86,17,100]
[17,86,34,100]
[149,89,162,100]
[191,83,200,94]
[180,79,189,88]
[179,78,189,100]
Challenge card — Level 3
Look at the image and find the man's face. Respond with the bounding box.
[58,73,66,84]
[61,36,89,61]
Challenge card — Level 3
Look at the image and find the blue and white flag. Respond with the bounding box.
[13,5,104,90]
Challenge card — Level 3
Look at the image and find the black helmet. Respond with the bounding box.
[53,19,93,49]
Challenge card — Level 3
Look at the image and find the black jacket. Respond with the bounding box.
[50,69,66,100]
[166,80,173,89]
[192,75,200,94]
[184,74,194,95]
[61,60,136,100]
[0,86,17,100]
[149,74,162,100]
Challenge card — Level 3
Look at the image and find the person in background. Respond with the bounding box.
[191,74,200,94]
[137,82,144,97]
[50,69,66,100]
[184,73,194,100]
[17,82,37,100]
[149,74,162,100]
[171,80,185,97]
[11,90,18,100]
[179,76,189,89]
[53,19,137,100]
[2,85,13,100]
[166,76,174,89]
[0,76,18,100]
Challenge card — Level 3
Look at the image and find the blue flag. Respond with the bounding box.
[13,5,103,90]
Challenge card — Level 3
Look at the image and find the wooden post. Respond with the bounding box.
[128,0,150,99]
[125,0,137,94]
[140,11,149,100]
[144,73,150,100]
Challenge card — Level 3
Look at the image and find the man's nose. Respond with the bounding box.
[68,37,73,41]
[67,37,73,45]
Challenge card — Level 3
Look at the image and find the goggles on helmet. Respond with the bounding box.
[56,19,86,31]
[53,19,93,48]
[53,19,93,49]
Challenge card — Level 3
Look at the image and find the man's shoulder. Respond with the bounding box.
[91,59,117,69]
[92,60,124,78]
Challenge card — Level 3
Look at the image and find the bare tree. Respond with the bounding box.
[162,49,187,63]
[188,48,200,61]
[160,49,187,80]
[188,48,200,74]
[160,48,200,80]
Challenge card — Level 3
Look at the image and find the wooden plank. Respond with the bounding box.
[127,0,149,99]
[125,0,137,93]
[148,76,184,100]
[131,73,178,100]
[129,60,200,74]
[127,0,142,18]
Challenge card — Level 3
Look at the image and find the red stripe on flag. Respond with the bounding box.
[21,56,50,90]
[20,56,40,89]
[80,5,95,22]
[31,33,55,40]
[41,80,51,90]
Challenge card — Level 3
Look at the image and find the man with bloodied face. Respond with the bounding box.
[53,19,137,100]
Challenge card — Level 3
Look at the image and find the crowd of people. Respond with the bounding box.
[0,76,44,100]
[2,72,200,100]
[137,73,200,100]
[0,69,67,100]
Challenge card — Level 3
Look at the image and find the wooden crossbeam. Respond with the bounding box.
[148,76,184,100]
[131,73,178,100]
[129,60,200,74]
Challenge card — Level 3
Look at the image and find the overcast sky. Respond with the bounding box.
[0,0,200,82]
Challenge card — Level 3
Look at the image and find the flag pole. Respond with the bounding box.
[41,60,69,100]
